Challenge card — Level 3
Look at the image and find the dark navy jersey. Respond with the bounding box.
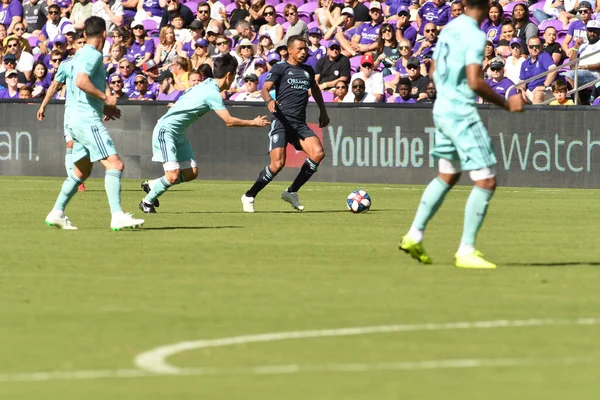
[267,61,315,122]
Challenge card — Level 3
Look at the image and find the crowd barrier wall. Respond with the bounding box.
[1,100,600,188]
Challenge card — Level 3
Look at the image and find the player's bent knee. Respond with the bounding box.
[470,167,496,190]
[165,170,181,184]
[312,148,325,163]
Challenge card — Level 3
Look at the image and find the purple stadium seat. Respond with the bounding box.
[503,2,525,18]
[187,1,199,14]
[320,38,330,47]
[265,0,279,5]
[282,21,291,31]
[151,36,160,47]
[229,92,245,100]
[225,2,237,16]
[349,55,362,73]
[307,20,320,30]
[539,19,565,33]
[275,2,287,13]
[309,91,334,102]
[28,36,38,48]
[384,74,396,83]
[287,0,306,7]
[528,2,545,13]
[298,2,318,20]
[143,19,157,31]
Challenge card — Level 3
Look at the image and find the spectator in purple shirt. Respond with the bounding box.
[137,0,163,25]
[351,1,384,54]
[0,0,23,35]
[449,1,463,21]
[141,58,160,96]
[128,19,156,67]
[562,1,592,55]
[0,68,19,97]
[306,27,327,70]
[129,74,156,100]
[416,0,449,36]
[39,4,72,48]
[482,56,517,102]
[519,36,558,104]
[117,57,137,95]
[413,22,437,69]
[395,6,416,47]
[155,69,181,100]
[30,61,51,97]
[481,2,503,45]
[325,7,357,58]
[392,77,417,103]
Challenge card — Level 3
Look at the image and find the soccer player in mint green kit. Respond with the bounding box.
[399,0,524,269]
[45,16,144,231]
[139,53,270,213]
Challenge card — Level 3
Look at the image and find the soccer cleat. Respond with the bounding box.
[281,191,304,211]
[455,251,497,269]
[110,213,145,231]
[399,234,432,264]
[141,181,159,207]
[45,213,78,230]
[241,194,255,213]
[139,200,156,214]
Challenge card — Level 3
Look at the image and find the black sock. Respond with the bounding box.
[246,166,277,198]
[288,158,319,193]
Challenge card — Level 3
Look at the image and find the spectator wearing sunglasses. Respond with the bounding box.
[117,58,137,95]
[23,0,48,36]
[3,21,31,53]
[481,56,517,103]
[0,68,20,98]
[235,20,258,47]
[107,72,129,101]
[351,1,384,54]
[236,73,262,101]
[196,2,222,34]
[46,49,64,77]
[518,36,557,104]
[349,53,384,101]
[416,0,449,37]
[395,6,416,48]
[0,0,22,36]
[413,22,437,66]
[258,5,283,44]
[155,69,181,100]
[128,19,156,67]
[160,0,194,29]
[404,55,428,101]
[129,74,156,100]
[281,4,308,45]
[3,36,34,80]
[332,80,348,102]
[91,0,123,34]
[504,37,525,85]
[0,53,26,88]
[39,4,73,47]
[315,40,351,92]
[562,1,593,55]
[343,78,377,102]
[374,23,399,77]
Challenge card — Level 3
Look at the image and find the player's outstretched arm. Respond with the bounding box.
[466,64,523,112]
[37,80,63,121]
[75,72,117,107]
[214,109,270,127]
[310,80,330,128]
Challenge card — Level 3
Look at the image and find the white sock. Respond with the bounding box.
[408,226,424,243]
[111,211,125,219]
[50,209,64,218]
[457,243,475,256]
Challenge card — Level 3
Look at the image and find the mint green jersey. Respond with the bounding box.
[54,58,76,122]
[432,14,486,119]
[157,78,226,135]
[70,44,106,122]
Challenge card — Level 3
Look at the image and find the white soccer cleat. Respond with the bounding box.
[45,212,78,230]
[241,194,255,213]
[111,213,145,231]
[281,191,304,211]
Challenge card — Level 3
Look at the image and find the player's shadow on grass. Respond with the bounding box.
[166,209,398,214]
[139,225,244,231]
[506,262,600,267]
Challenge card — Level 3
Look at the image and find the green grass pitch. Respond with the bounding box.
[1,176,600,399]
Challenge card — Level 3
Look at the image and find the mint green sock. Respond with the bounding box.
[105,170,122,213]
[461,186,494,246]
[53,174,83,211]
[144,176,174,204]
[64,148,73,175]
[411,177,451,230]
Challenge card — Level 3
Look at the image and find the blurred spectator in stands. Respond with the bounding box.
[171,13,192,43]
[19,85,32,98]
[63,24,76,51]
[108,73,130,100]
[0,22,6,42]
[197,62,212,80]
[483,56,517,101]
[275,42,288,60]
[236,72,262,100]
[129,74,156,100]
[4,21,31,53]
[258,5,282,44]
[214,34,233,58]
[267,50,280,68]
[512,3,538,55]
[481,2,503,45]
[343,78,377,102]
[160,0,193,29]
[394,38,426,78]
[0,0,23,35]
[533,0,576,28]
[351,1,384,54]
[332,80,348,102]
[57,0,72,19]
[235,20,258,46]
[46,34,68,62]
[70,0,92,30]
[128,19,156,67]
[4,36,34,79]
[141,59,159,94]
[449,1,463,21]
[206,26,219,55]
[282,4,308,44]
[39,4,72,54]
[543,26,567,65]
[106,42,125,74]
[417,0,449,37]
[118,57,136,94]
[207,0,226,28]
[23,0,47,37]
[374,23,399,77]
[344,0,369,24]
[224,0,249,35]
[306,27,327,70]
[47,49,63,76]
[405,56,428,100]
[0,68,19,97]
[156,70,181,100]
[154,24,180,70]
[418,81,436,103]
[549,80,574,105]
[388,77,416,103]
[519,36,557,104]
[395,6,416,47]
[562,1,592,54]
[315,39,351,91]
[252,57,266,87]
[565,20,600,93]
[136,0,163,25]
[496,20,516,58]
[29,60,50,95]
[504,37,525,83]
[231,37,259,90]
[170,55,190,90]
[92,0,124,35]
[315,0,342,32]
[325,7,357,57]
[181,20,204,57]
[413,22,437,70]
[482,40,495,78]
[248,0,266,32]
[197,2,222,34]
[104,26,128,57]
[191,38,212,69]
[0,53,26,88]
[257,34,273,61]
[349,53,384,101]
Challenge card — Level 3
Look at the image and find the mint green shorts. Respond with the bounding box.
[151,125,195,166]
[71,122,118,163]
[430,114,497,171]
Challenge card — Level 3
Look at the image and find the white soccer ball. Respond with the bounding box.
[347,190,371,213]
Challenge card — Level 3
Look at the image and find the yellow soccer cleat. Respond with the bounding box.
[455,251,497,269]
[399,235,432,264]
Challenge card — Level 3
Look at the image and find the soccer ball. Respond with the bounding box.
[347,190,371,213]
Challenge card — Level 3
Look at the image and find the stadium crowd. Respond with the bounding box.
[0,0,599,104]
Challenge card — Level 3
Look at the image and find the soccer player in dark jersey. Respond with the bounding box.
[241,35,330,212]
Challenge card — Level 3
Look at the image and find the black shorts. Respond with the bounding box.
[267,117,316,152]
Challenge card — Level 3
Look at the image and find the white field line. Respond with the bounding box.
[0,357,595,383]
[135,317,600,374]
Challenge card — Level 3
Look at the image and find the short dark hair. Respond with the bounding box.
[287,34,306,48]
[398,77,411,87]
[213,53,238,79]
[197,63,213,79]
[75,31,85,41]
[465,0,490,8]
[171,12,183,20]
[48,4,60,11]
[84,16,106,38]
[552,80,568,93]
